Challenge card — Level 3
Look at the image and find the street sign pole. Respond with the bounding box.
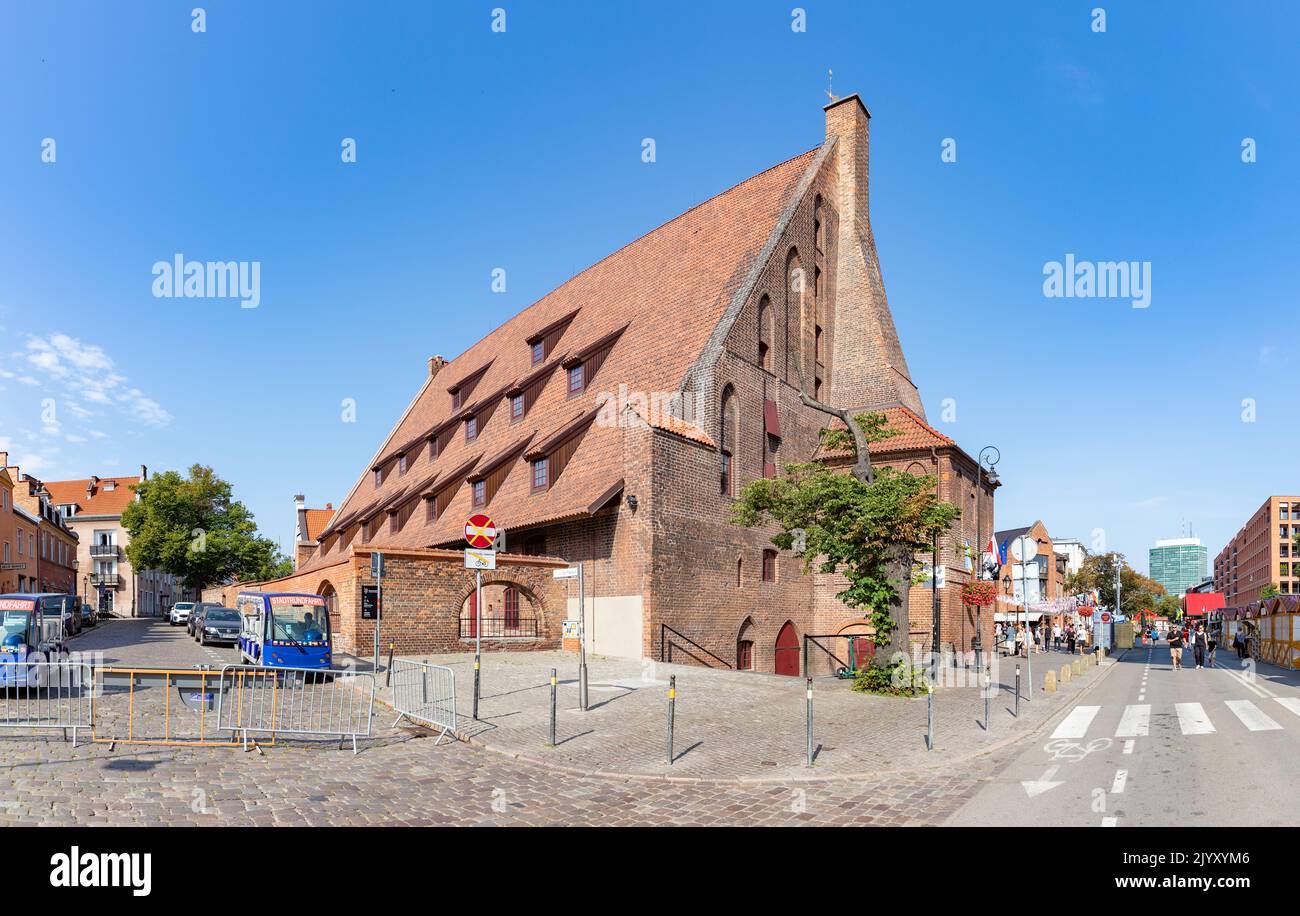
[473,567,482,720]
[372,551,383,674]
[578,562,588,711]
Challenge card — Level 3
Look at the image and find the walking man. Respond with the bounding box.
[1169,626,1184,671]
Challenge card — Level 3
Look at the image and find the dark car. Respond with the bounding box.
[187,602,222,638]
[79,603,96,628]
[195,607,241,646]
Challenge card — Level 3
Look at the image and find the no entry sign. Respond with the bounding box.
[1101,612,1112,623]
[465,514,497,549]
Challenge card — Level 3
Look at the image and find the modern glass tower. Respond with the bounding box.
[1149,538,1208,596]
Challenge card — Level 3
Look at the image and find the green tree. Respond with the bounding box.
[732,412,959,660]
[1260,583,1280,600]
[1070,551,1167,618]
[121,464,292,590]
[1155,594,1183,621]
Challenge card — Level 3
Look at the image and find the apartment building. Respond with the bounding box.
[1213,496,1300,605]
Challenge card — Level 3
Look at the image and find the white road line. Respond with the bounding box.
[1175,703,1215,735]
[1273,697,1300,719]
[1052,705,1101,739]
[1225,699,1282,732]
[1122,739,1135,754]
[1101,817,1118,827]
[1115,704,1151,737]
[1111,769,1128,793]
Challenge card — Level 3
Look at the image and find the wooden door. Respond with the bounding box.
[774,621,799,676]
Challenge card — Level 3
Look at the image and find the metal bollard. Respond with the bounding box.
[984,671,991,731]
[548,667,557,747]
[666,675,676,765]
[805,676,813,767]
[473,653,481,721]
[1015,665,1021,718]
[384,643,395,687]
[926,684,934,750]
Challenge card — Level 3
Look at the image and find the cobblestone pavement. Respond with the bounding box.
[0,728,996,826]
[359,645,1121,782]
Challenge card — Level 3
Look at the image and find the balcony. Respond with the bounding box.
[90,572,121,589]
[89,544,120,559]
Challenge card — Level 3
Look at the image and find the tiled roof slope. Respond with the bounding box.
[41,477,141,517]
[814,407,956,461]
[303,148,819,572]
[303,508,333,541]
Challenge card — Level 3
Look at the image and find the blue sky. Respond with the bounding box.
[1,1,1296,576]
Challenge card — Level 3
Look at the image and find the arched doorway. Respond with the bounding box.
[736,616,756,671]
[774,620,800,676]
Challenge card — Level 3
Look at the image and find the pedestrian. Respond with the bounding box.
[1014,624,1025,657]
[1233,631,1244,660]
[1169,626,1184,671]
[1054,623,1062,651]
[1066,624,1076,655]
[1208,634,1217,667]
[1192,623,1208,669]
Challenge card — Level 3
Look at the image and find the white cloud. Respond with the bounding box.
[21,332,172,427]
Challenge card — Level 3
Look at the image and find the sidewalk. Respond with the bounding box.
[355,645,1127,783]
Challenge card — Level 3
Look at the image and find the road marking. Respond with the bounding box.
[1115,704,1151,737]
[1021,765,1064,798]
[1052,705,1101,739]
[1175,702,1215,735]
[1101,816,1118,827]
[1122,739,1134,754]
[1273,697,1300,719]
[1111,769,1128,793]
[1225,699,1282,732]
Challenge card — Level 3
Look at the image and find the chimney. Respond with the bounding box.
[294,494,311,570]
[428,355,447,378]
[140,464,148,480]
[0,451,7,466]
[823,93,926,419]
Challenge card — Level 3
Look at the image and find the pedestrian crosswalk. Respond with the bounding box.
[1051,696,1300,740]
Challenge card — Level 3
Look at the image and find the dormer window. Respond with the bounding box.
[511,393,525,422]
[567,364,585,395]
[472,479,486,507]
[398,454,409,475]
[531,458,549,492]
[466,415,478,441]
[451,389,463,410]
[531,340,545,365]
[373,468,383,488]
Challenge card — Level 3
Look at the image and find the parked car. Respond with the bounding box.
[188,602,223,638]
[195,607,241,647]
[169,601,195,626]
[79,603,96,628]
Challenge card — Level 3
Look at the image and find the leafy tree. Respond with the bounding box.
[1260,583,1280,600]
[1069,551,1167,618]
[1155,594,1183,621]
[732,412,959,660]
[121,464,292,590]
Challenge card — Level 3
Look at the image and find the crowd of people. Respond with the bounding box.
[994,620,1088,657]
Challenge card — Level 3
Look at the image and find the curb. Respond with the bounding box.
[379,648,1133,786]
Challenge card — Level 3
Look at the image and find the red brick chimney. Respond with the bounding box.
[823,94,925,419]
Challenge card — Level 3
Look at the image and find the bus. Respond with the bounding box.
[235,592,332,670]
[0,593,72,687]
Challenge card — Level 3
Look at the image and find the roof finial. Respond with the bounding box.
[825,69,837,104]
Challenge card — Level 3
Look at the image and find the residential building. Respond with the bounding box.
[1051,537,1089,579]
[1213,496,1300,605]
[0,466,17,594]
[1149,537,1207,598]
[38,466,177,618]
[3,462,80,595]
[996,521,1067,608]
[215,93,998,670]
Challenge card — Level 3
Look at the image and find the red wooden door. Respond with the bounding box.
[504,587,519,629]
[774,621,800,676]
[466,592,478,638]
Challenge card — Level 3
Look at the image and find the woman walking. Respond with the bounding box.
[1192,623,1209,669]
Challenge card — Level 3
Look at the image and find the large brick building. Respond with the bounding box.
[244,94,997,672]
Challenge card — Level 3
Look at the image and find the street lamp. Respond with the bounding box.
[974,446,1000,672]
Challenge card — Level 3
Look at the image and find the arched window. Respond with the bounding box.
[720,385,737,497]
[785,248,804,385]
[757,295,772,371]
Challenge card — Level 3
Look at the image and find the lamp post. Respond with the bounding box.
[974,446,1000,671]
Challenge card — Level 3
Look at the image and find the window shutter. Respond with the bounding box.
[764,399,781,439]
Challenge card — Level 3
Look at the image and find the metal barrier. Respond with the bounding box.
[0,660,94,746]
[389,658,457,743]
[216,665,375,754]
[92,667,240,748]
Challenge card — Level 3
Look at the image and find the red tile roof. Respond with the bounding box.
[814,406,956,461]
[40,476,142,517]
[302,149,818,572]
[303,508,334,541]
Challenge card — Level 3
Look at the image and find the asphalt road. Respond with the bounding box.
[947,641,1300,826]
[68,616,241,670]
